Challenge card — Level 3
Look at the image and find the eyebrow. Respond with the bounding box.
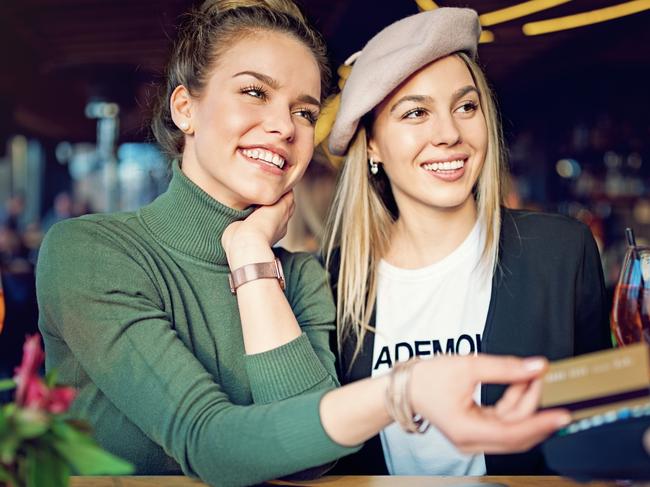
[453,85,480,101]
[389,85,480,114]
[233,70,321,109]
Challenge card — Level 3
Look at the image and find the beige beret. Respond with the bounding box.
[328,8,481,156]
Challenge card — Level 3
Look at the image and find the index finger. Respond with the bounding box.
[471,354,548,384]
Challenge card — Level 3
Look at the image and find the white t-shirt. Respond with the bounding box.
[372,220,492,476]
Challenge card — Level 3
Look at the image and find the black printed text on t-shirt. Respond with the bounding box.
[373,333,482,370]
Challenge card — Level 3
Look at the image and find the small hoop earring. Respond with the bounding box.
[369,157,379,175]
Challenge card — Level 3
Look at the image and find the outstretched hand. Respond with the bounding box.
[410,354,571,454]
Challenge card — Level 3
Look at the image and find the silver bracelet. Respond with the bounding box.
[385,358,430,434]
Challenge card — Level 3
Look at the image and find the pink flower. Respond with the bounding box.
[22,377,48,409]
[45,386,76,414]
[13,334,76,413]
[14,334,45,407]
[22,377,76,413]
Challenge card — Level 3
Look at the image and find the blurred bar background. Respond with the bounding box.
[0,0,648,377]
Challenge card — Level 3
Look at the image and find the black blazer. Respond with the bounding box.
[328,208,612,475]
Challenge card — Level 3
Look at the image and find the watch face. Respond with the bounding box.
[228,273,237,294]
[275,258,286,290]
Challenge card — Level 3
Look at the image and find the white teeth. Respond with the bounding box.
[422,159,465,172]
[242,148,286,169]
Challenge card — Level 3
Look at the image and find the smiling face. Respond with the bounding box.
[173,30,321,210]
[368,54,488,218]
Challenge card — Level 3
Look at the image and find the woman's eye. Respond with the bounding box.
[403,108,427,119]
[240,85,268,100]
[456,101,478,114]
[295,108,318,125]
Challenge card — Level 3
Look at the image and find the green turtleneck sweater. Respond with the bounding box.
[36,163,357,486]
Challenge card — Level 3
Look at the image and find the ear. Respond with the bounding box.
[366,135,382,163]
[170,85,194,134]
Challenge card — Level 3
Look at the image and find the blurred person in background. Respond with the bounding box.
[0,221,39,383]
[0,193,26,232]
[0,225,27,272]
[0,187,40,380]
[41,191,74,234]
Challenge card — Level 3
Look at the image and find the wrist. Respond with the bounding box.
[385,358,429,434]
[228,257,285,295]
[377,374,393,423]
[226,238,275,268]
[408,359,427,414]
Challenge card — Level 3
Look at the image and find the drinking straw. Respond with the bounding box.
[626,227,637,248]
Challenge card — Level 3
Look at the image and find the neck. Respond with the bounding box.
[384,198,478,269]
[181,145,248,211]
[140,160,254,265]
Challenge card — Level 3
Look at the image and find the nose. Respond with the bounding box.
[431,112,461,147]
[263,103,295,142]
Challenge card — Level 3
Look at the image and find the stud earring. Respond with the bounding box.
[179,121,189,131]
[369,157,379,175]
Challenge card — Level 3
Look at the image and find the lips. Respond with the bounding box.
[419,155,469,182]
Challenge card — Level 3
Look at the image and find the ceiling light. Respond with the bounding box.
[480,31,495,43]
[523,0,650,36]
[480,0,571,27]
[415,0,439,11]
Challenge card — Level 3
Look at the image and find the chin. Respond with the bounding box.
[254,195,282,206]
[239,189,284,207]
[428,194,474,211]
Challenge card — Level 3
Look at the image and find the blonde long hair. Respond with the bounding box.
[323,52,508,362]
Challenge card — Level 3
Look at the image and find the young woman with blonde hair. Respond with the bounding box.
[38,3,573,486]
[323,7,611,477]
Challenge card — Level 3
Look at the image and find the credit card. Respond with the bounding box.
[541,342,650,421]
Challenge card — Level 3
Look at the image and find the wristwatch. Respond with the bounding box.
[228,257,285,295]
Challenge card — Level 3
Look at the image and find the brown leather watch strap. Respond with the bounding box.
[228,257,285,295]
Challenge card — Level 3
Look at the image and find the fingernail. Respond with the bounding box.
[523,357,545,372]
[557,413,572,427]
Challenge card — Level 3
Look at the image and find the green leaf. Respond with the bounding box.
[0,406,7,436]
[0,465,11,482]
[0,378,16,392]
[25,445,70,487]
[64,418,92,435]
[44,369,59,389]
[49,420,93,446]
[14,409,50,440]
[50,422,134,475]
[2,403,17,418]
[0,465,21,487]
[0,434,20,464]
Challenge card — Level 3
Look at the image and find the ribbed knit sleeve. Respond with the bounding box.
[37,220,358,487]
[244,251,339,404]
